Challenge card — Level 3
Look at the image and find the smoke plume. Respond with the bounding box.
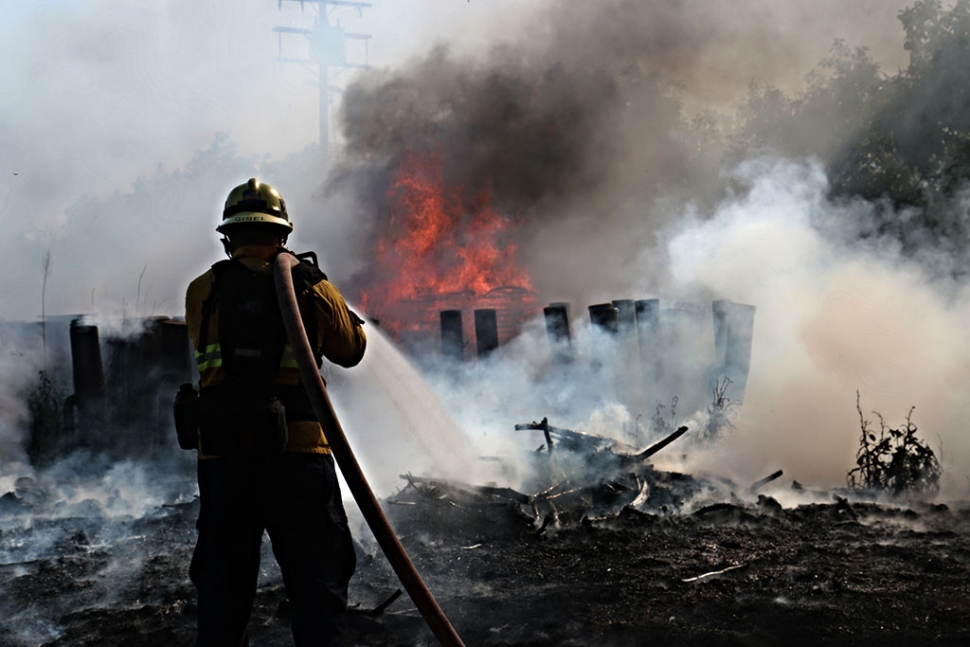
[328,0,970,495]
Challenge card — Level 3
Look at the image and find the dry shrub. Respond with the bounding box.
[847,391,941,497]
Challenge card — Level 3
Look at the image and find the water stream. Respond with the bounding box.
[325,325,480,496]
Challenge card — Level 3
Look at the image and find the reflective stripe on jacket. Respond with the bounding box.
[194,341,299,373]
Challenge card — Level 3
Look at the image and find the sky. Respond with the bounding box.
[0,0,914,321]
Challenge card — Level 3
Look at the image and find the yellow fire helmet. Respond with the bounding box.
[217,178,293,234]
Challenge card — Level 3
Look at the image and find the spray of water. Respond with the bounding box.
[326,321,480,495]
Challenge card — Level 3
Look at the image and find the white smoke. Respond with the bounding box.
[658,157,970,494]
[0,328,44,492]
[358,155,970,501]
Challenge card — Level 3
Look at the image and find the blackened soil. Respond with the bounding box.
[3,495,970,646]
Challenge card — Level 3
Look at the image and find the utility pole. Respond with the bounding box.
[275,1,372,168]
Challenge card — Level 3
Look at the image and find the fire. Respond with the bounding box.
[358,151,536,344]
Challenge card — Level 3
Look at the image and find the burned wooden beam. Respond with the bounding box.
[749,470,783,493]
[475,485,531,504]
[399,474,530,504]
[369,589,403,616]
[536,487,581,503]
[514,417,555,449]
[514,417,617,455]
[631,425,689,461]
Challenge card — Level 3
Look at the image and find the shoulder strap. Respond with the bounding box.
[291,257,327,366]
[292,254,328,289]
[197,259,234,357]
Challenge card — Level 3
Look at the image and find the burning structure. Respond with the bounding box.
[352,150,538,354]
[345,142,756,411]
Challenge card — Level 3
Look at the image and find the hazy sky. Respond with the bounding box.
[0,0,554,318]
[0,0,913,321]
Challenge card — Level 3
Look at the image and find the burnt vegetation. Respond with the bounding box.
[699,377,738,443]
[847,391,942,496]
[23,370,67,466]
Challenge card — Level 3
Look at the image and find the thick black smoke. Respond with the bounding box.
[334,44,680,218]
[333,0,915,214]
[334,0,970,292]
[332,0,947,304]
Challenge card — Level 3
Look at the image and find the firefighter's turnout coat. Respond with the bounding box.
[185,245,366,456]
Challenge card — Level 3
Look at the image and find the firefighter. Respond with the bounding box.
[182,178,366,646]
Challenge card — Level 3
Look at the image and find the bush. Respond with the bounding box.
[847,391,941,496]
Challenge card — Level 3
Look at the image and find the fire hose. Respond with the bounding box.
[273,252,466,647]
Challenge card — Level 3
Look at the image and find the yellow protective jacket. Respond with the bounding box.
[185,245,366,456]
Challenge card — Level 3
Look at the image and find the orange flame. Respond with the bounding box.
[358,151,535,340]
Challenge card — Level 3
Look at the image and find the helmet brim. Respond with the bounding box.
[217,212,294,233]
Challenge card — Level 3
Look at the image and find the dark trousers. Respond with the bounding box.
[190,452,356,647]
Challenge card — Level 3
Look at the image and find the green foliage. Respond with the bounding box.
[847,391,941,496]
[718,0,970,275]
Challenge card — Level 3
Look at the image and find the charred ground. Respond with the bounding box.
[2,460,970,647]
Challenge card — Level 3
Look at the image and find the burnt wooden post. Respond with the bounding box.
[612,299,636,334]
[68,319,106,450]
[160,319,192,380]
[611,298,642,414]
[70,320,105,400]
[663,301,707,413]
[440,310,464,363]
[157,319,192,449]
[474,309,499,359]
[543,304,571,344]
[635,298,662,397]
[711,300,756,401]
[588,303,620,382]
[543,303,572,364]
[588,303,620,335]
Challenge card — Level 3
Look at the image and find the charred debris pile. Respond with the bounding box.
[365,409,960,646]
[386,401,943,543]
[388,417,786,537]
[393,295,944,532]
